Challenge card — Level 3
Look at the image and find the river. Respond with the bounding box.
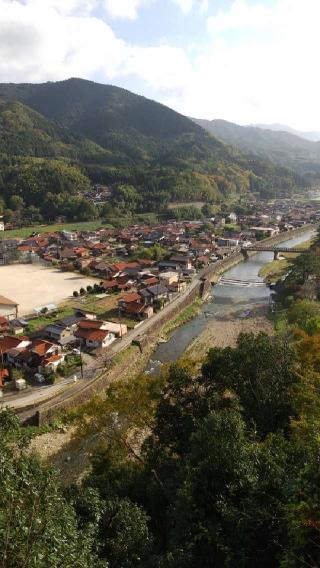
[146,230,315,373]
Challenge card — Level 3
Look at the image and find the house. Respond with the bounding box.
[9,319,26,335]
[0,295,18,320]
[61,231,78,241]
[251,227,280,237]
[170,255,193,270]
[77,319,128,337]
[0,335,31,360]
[217,237,240,247]
[119,300,153,320]
[139,283,170,306]
[159,271,179,286]
[75,327,116,350]
[7,338,62,374]
[44,324,74,344]
[101,280,119,292]
[39,353,65,374]
[118,293,142,307]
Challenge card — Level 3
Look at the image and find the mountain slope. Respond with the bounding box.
[0,78,230,164]
[192,117,320,180]
[0,79,307,223]
[0,98,112,162]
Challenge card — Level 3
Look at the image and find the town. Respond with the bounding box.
[0,196,318,396]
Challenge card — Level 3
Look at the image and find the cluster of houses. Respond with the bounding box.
[0,306,129,390]
[0,197,318,391]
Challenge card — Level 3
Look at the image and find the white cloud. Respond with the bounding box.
[207,0,271,34]
[167,0,320,131]
[103,0,150,19]
[0,0,188,89]
[172,0,193,13]
[200,0,208,14]
[2,0,320,130]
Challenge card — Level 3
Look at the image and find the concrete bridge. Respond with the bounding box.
[241,245,308,260]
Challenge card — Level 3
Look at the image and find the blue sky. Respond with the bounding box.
[0,0,319,130]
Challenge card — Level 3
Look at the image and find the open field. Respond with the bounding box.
[0,264,97,316]
[0,220,113,239]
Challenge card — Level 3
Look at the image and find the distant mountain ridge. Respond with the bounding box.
[251,123,320,142]
[192,117,320,180]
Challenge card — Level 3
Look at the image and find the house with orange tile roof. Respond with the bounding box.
[75,327,116,350]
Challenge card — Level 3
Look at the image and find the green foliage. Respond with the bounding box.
[287,299,320,333]
[165,205,203,221]
[202,332,298,438]
[0,79,305,225]
[0,409,102,568]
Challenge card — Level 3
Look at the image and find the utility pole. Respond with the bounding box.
[79,339,84,380]
[118,306,123,339]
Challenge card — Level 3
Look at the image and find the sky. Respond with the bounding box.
[1,0,320,130]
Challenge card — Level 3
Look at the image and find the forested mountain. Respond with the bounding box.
[0,79,307,223]
[193,117,320,180]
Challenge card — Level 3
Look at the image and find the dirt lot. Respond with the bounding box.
[0,264,97,316]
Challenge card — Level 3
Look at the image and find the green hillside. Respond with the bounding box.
[193,117,320,181]
[0,79,307,224]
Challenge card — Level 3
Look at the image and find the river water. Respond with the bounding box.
[146,230,315,373]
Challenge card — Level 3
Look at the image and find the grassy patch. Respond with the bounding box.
[25,307,74,333]
[1,220,113,239]
[258,238,314,284]
[259,259,290,283]
[161,298,202,339]
[112,345,140,366]
[63,292,123,316]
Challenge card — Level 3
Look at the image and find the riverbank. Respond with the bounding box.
[258,236,315,284]
[184,305,274,361]
[160,298,203,340]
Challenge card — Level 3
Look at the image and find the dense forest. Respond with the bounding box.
[1,233,320,566]
[0,79,307,224]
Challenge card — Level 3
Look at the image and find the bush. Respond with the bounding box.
[79,287,85,295]
[73,290,79,297]
[80,267,90,276]
[86,285,93,293]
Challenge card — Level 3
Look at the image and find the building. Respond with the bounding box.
[251,227,280,237]
[159,271,179,286]
[74,319,125,349]
[0,295,18,320]
[75,327,116,350]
